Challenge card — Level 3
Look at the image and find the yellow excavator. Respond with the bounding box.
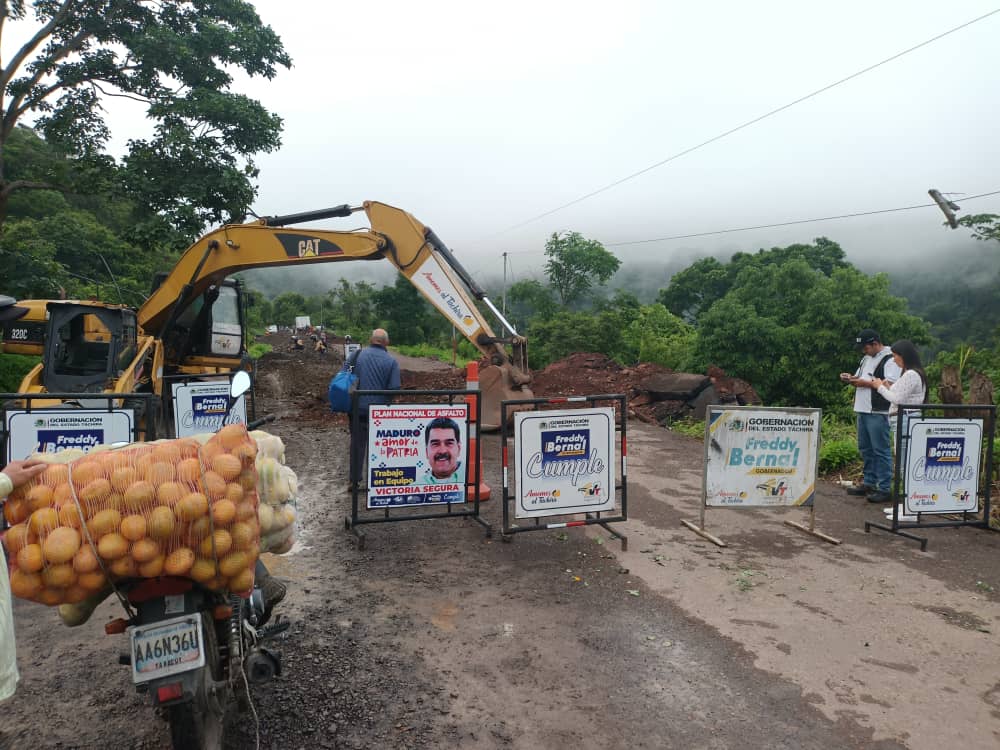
[1,201,531,438]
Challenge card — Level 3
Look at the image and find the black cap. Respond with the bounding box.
[855,328,879,345]
[0,295,28,324]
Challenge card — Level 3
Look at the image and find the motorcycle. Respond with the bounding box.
[104,372,288,749]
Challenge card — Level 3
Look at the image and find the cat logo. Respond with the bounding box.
[298,239,321,257]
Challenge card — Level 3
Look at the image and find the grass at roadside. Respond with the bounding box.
[0,353,39,392]
[248,342,273,359]
[393,342,475,366]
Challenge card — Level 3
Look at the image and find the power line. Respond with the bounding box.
[500,8,1000,234]
[605,189,1000,246]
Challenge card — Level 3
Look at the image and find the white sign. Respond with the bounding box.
[904,419,982,514]
[514,408,615,519]
[5,409,134,462]
[171,381,247,437]
[409,257,480,337]
[366,404,469,508]
[344,342,361,361]
[294,316,311,329]
[704,407,820,507]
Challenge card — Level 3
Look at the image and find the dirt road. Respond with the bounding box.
[3,351,999,749]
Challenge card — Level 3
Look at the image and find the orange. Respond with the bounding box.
[145,461,176,485]
[218,550,248,578]
[124,481,155,511]
[42,563,77,588]
[37,587,66,606]
[153,443,183,464]
[9,568,43,599]
[138,554,165,578]
[120,514,147,542]
[42,526,81,564]
[176,439,200,459]
[3,499,29,525]
[225,483,244,504]
[97,532,129,560]
[53,482,75,507]
[201,471,227,500]
[227,568,254,593]
[16,543,45,573]
[77,571,108,591]
[70,461,104,489]
[72,544,101,573]
[199,529,232,559]
[63,585,91,604]
[229,521,256,551]
[27,484,54,511]
[156,481,184,508]
[186,516,212,542]
[238,469,257,491]
[109,555,137,578]
[211,454,242,482]
[131,537,160,563]
[217,423,248,450]
[231,441,257,467]
[211,499,237,526]
[200,441,224,464]
[164,547,195,576]
[176,458,203,485]
[43,464,70,487]
[110,466,138,493]
[87,508,122,538]
[58,503,83,529]
[189,558,218,583]
[2,523,34,556]
[79,478,112,506]
[235,500,257,522]
[28,507,59,535]
[148,506,176,540]
[176,492,208,522]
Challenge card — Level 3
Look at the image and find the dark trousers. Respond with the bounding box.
[349,416,369,487]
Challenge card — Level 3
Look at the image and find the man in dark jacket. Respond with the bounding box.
[350,328,401,488]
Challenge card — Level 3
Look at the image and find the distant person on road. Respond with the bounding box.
[1,458,49,701]
[840,329,901,503]
[349,328,401,488]
[870,339,927,488]
[421,417,463,484]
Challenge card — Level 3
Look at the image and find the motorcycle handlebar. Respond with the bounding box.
[247,415,276,430]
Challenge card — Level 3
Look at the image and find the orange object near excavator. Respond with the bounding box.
[1,201,531,435]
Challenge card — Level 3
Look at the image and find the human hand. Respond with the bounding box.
[870,378,884,389]
[2,459,47,488]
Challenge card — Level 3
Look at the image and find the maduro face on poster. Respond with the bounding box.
[704,407,821,507]
[366,404,468,508]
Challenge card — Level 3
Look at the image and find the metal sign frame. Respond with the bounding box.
[159,371,257,439]
[683,405,839,547]
[344,388,490,549]
[865,403,997,551]
[500,395,628,550]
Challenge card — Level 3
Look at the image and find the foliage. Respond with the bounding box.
[393,342,477,366]
[0,353,39,392]
[543,231,621,306]
[818,440,860,473]
[247,342,272,360]
[667,418,704,440]
[681,240,929,417]
[956,213,1000,243]
[505,279,557,333]
[620,303,696,369]
[926,345,1000,403]
[0,1,291,234]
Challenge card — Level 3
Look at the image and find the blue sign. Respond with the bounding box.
[36,429,104,453]
[541,429,589,462]
[925,437,964,467]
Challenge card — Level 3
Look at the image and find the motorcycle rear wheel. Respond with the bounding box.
[166,613,228,750]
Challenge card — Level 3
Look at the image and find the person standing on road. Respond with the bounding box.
[840,329,901,503]
[349,328,401,488]
[870,339,927,494]
[1,458,48,702]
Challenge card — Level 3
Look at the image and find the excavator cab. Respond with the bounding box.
[42,303,137,394]
[151,274,246,364]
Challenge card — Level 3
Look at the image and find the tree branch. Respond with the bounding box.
[0,178,56,198]
[0,0,80,93]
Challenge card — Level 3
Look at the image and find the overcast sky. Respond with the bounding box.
[15,1,1000,292]
[230,0,1000,283]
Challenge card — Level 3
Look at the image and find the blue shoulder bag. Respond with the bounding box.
[328,350,360,413]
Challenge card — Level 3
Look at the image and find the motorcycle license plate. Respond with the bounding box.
[128,614,206,684]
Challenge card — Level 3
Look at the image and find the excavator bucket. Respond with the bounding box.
[478,364,532,432]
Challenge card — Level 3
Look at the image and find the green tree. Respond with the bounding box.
[271,292,308,327]
[0,1,291,234]
[690,255,929,416]
[506,279,556,332]
[621,304,696,369]
[543,231,620,306]
[376,274,445,346]
[326,279,379,336]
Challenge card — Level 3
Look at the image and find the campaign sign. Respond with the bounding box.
[514,408,615,519]
[366,404,468,509]
[704,407,820,507]
[5,409,134,462]
[344,342,361,361]
[904,419,982,514]
[171,381,247,438]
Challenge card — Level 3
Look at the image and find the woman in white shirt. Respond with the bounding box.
[870,340,927,492]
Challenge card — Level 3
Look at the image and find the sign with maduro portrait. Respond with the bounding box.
[366,404,469,509]
[904,419,982,514]
[704,407,820,507]
[513,408,616,519]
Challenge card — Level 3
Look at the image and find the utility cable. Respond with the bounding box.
[604,189,1000,246]
[499,8,1000,234]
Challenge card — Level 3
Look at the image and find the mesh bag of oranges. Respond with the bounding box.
[1,423,261,607]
